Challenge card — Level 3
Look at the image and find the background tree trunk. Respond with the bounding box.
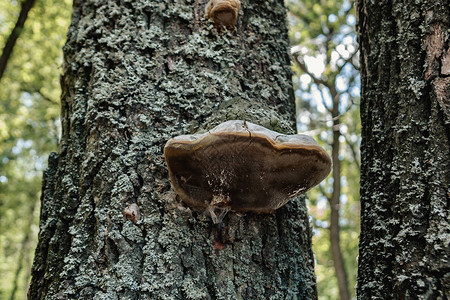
[28,0,318,298]
[329,86,350,300]
[356,0,449,298]
[9,191,37,300]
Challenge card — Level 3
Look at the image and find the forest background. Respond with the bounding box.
[0,0,360,299]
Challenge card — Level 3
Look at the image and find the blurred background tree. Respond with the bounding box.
[0,0,360,299]
[0,0,71,298]
[288,0,360,299]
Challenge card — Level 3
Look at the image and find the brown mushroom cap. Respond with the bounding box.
[205,0,241,27]
[164,120,331,213]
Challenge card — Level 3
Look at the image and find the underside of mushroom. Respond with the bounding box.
[164,120,331,213]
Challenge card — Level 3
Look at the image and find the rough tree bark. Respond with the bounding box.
[28,0,318,299]
[357,0,449,298]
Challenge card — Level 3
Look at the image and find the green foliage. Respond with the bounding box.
[0,0,71,298]
[288,0,360,299]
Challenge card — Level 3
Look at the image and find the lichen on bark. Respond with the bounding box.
[356,0,449,298]
[29,0,317,299]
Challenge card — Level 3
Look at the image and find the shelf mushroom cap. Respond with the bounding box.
[205,0,241,27]
[164,120,331,213]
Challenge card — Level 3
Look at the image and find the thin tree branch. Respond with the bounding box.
[34,89,59,105]
[320,97,356,123]
[317,85,333,113]
[318,183,331,202]
[293,51,333,113]
[337,49,358,74]
[292,52,329,87]
[314,220,330,230]
[9,192,37,300]
[0,0,36,82]
[343,132,361,172]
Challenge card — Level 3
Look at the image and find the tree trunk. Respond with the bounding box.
[329,87,350,300]
[28,0,317,299]
[356,0,449,298]
[9,193,37,300]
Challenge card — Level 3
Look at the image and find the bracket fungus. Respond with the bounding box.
[205,0,241,27]
[164,120,331,214]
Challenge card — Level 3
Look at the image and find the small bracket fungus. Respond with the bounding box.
[164,120,331,214]
[205,0,241,28]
